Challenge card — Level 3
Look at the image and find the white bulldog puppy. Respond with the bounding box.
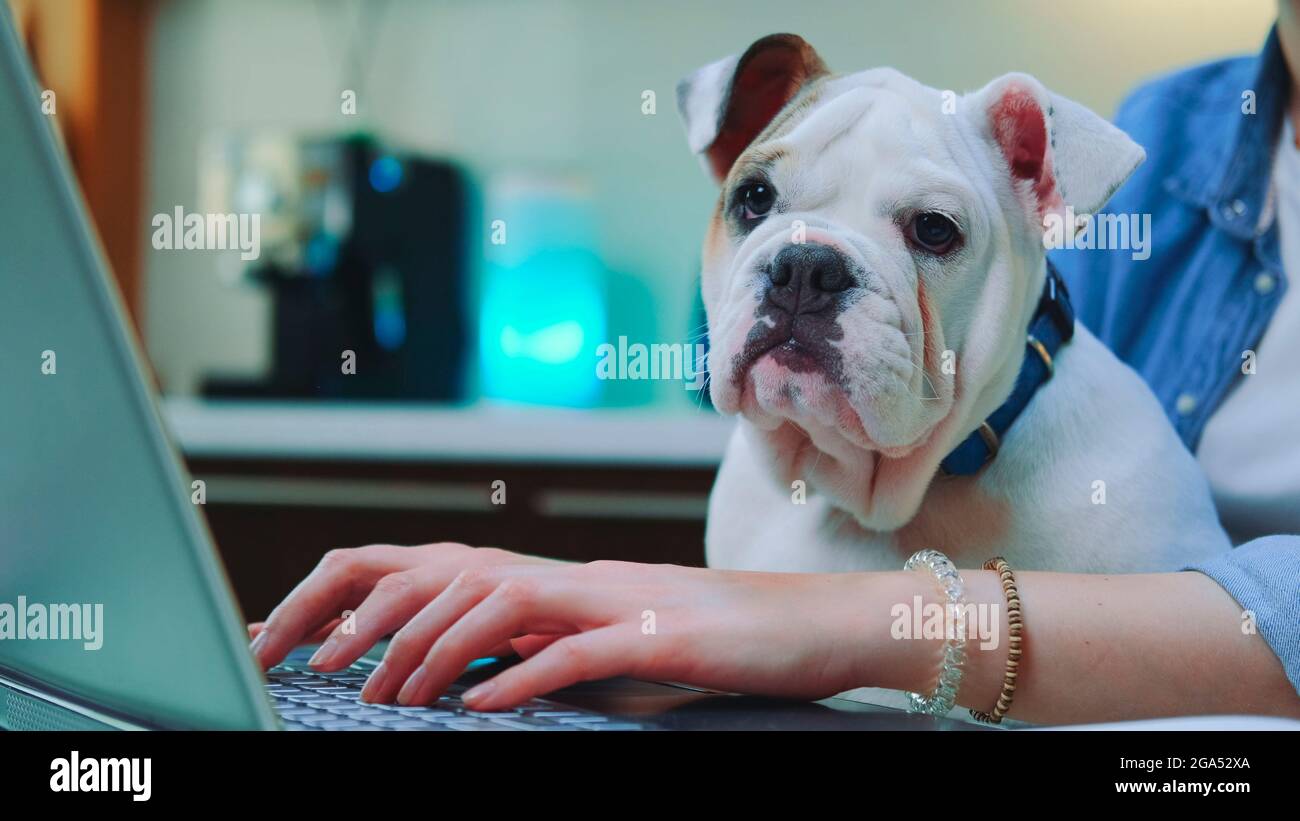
[677,34,1229,573]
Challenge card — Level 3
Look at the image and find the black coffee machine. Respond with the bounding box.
[203,136,470,402]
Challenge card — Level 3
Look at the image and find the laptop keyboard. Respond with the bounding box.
[266,662,647,731]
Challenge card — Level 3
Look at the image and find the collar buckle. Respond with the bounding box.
[1037,263,1076,343]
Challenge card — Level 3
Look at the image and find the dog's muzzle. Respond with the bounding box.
[732,242,857,380]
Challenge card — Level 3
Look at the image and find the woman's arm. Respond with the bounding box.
[273,544,1300,723]
[928,569,1300,723]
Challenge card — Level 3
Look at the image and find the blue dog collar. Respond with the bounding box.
[939,262,1075,476]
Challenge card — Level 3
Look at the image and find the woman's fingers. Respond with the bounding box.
[360,568,490,702]
[361,566,526,702]
[510,633,562,658]
[251,544,422,669]
[464,626,646,711]
[363,566,594,704]
[306,568,438,672]
[394,575,586,705]
[250,619,341,647]
[304,570,522,671]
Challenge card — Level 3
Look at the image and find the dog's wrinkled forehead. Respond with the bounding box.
[733,72,964,193]
[752,70,934,158]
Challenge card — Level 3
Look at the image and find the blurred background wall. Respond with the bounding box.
[13,0,1281,408]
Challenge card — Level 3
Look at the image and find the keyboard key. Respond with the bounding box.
[323,704,368,715]
[365,714,421,724]
[394,707,454,716]
[299,716,355,728]
[524,710,585,718]
[582,723,645,731]
[464,710,521,718]
[446,720,515,731]
[488,717,579,730]
[320,720,363,731]
[384,720,437,729]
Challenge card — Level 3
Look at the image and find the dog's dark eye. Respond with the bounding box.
[910,212,960,253]
[736,181,776,222]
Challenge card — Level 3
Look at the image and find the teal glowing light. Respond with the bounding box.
[480,246,605,407]
[499,320,585,364]
[479,180,607,407]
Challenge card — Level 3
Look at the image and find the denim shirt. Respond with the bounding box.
[1050,28,1299,694]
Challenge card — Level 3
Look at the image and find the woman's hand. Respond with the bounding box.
[250,545,919,711]
[247,543,559,672]
[359,560,891,711]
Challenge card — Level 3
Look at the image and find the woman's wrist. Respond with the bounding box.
[838,569,1011,711]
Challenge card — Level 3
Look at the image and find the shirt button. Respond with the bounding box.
[1254,272,1276,295]
[1216,200,1248,219]
[1175,393,1198,416]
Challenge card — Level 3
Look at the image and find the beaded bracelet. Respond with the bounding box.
[902,549,968,716]
[969,557,1022,724]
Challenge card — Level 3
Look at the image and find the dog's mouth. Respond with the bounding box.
[730,309,845,387]
[727,309,876,444]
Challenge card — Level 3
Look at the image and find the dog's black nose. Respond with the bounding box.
[766,244,854,313]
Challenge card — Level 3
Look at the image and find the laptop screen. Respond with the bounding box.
[0,8,274,730]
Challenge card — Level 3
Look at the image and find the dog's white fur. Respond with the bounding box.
[679,37,1229,573]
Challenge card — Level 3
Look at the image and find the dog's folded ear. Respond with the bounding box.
[676,34,828,183]
[966,73,1144,219]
